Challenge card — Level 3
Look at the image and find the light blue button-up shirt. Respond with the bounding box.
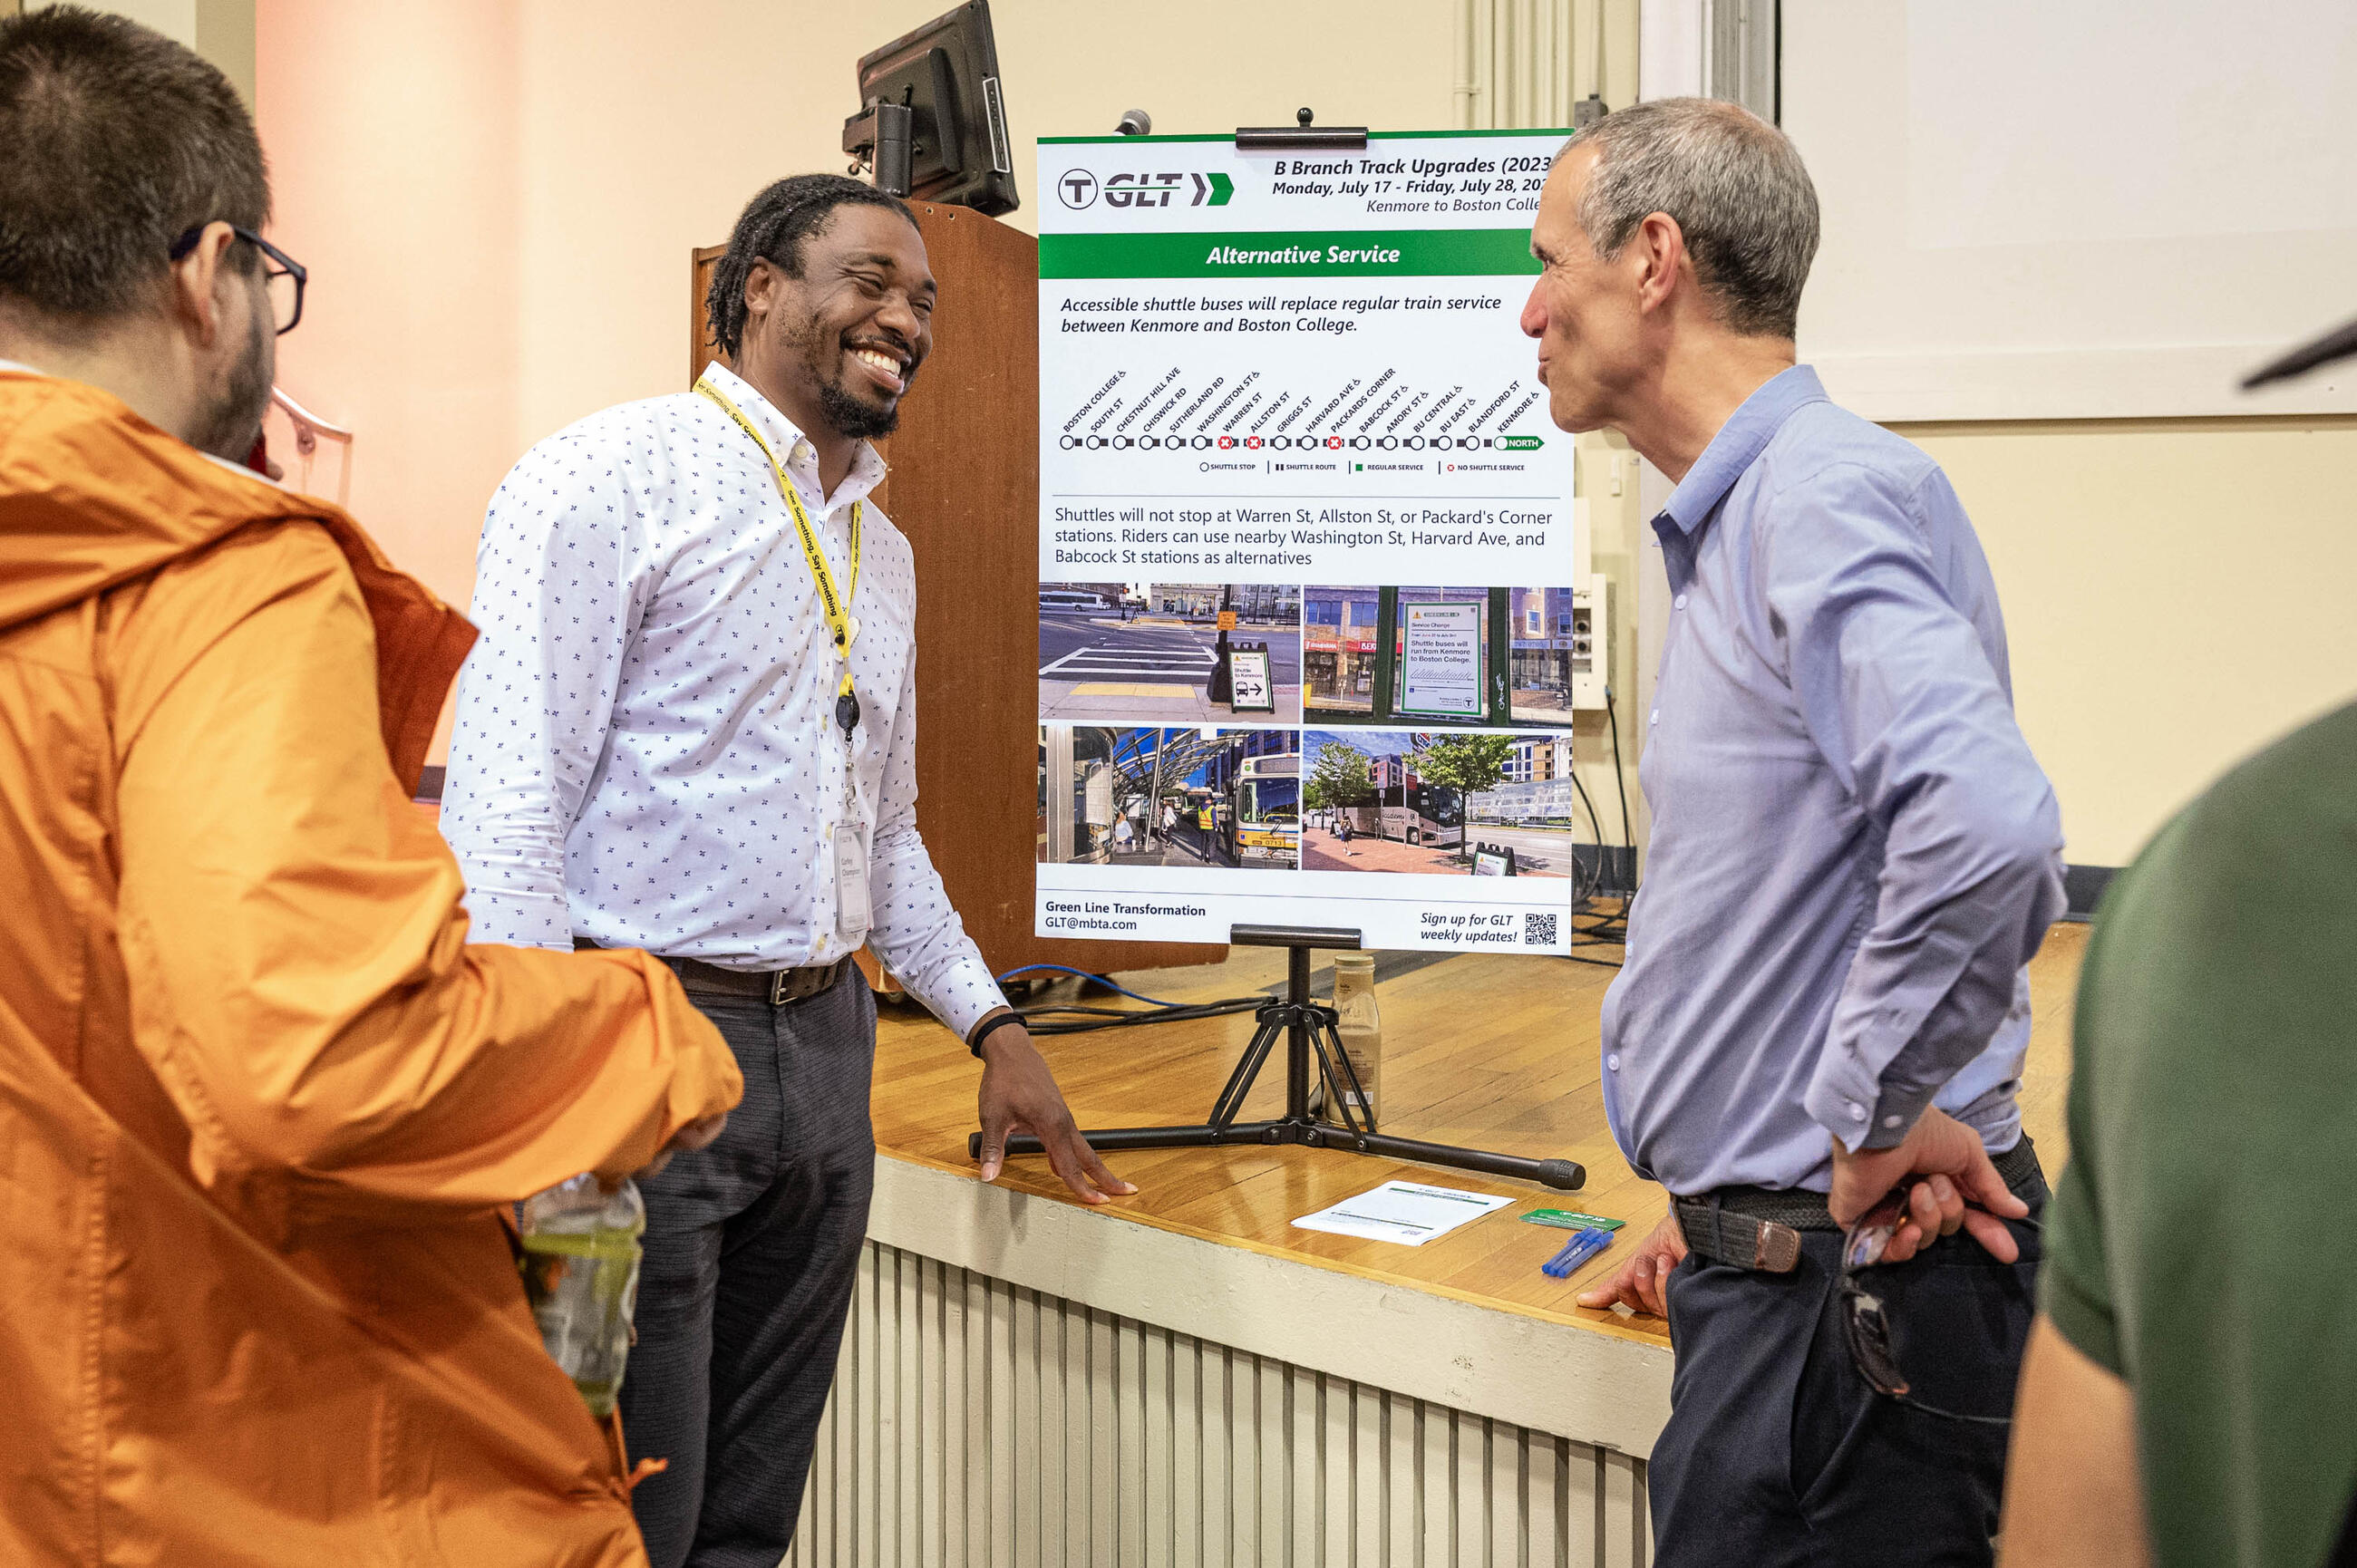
[1600,366,2065,1196]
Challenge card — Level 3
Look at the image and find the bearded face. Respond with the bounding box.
[746,204,935,446]
[189,262,274,461]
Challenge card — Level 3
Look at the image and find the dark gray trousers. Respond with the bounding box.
[618,963,877,1568]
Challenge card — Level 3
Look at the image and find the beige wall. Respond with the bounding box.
[243,1,2356,856]
[255,0,521,703]
[506,0,1455,445]
[256,0,1458,562]
[21,1,253,101]
[1903,417,2357,866]
[254,0,1454,764]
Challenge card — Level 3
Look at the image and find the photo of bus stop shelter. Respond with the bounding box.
[1303,585,1586,729]
[1039,725,1299,870]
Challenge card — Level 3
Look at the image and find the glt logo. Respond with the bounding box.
[1057,170,1236,216]
[1105,171,1186,209]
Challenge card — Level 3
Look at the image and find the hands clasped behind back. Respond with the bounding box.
[1571,1107,2030,1321]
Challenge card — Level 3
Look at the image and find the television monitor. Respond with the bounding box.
[846,0,1018,217]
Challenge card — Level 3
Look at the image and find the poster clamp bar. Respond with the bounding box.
[972,924,1587,1193]
[1235,107,1368,152]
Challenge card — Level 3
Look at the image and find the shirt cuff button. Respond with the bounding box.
[1605,1053,1620,1071]
[1848,1102,1867,1120]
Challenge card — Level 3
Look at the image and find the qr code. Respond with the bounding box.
[1524,912,1559,946]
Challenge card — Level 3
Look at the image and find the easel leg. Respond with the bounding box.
[969,924,1586,1192]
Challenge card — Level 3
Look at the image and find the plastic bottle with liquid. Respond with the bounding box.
[518,1174,646,1417]
[1329,952,1382,1128]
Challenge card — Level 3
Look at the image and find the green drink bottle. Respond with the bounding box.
[518,1174,646,1417]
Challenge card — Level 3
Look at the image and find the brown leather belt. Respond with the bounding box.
[575,938,850,1007]
[1674,1134,2047,1274]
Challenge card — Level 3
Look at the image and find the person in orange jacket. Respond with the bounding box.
[0,10,742,1565]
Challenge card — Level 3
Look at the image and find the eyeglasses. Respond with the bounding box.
[168,223,306,335]
[1837,1178,2040,1428]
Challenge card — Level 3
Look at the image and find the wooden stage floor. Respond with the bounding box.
[871,918,2087,1351]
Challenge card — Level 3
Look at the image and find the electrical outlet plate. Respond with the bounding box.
[1570,573,1609,711]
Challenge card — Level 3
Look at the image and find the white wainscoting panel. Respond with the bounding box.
[784,1240,1649,1567]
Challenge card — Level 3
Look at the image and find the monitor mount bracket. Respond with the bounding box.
[844,99,915,197]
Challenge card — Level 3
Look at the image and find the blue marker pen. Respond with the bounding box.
[1542,1226,1614,1278]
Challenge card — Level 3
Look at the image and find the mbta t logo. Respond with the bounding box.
[1104,171,1187,208]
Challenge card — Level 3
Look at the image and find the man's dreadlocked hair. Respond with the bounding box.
[704,175,917,360]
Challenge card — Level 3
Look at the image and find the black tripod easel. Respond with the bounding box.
[970,924,1586,1192]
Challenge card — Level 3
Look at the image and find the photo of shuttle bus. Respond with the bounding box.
[1038,726,1299,870]
[1231,748,1300,865]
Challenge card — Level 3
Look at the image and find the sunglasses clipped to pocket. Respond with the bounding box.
[1837,1178,2040,1428]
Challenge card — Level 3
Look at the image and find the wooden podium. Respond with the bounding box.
[691,205,1220,985]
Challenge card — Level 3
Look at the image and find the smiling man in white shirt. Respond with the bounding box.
[441,173,1130,1568]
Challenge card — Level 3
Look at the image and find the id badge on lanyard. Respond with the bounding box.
[834,736,871,935]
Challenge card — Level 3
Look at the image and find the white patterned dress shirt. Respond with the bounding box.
[441,363,1006,1039]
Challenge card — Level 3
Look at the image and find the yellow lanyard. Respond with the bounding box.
[694,378,863,715]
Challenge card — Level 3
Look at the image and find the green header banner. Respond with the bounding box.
[1042,228,1540,280]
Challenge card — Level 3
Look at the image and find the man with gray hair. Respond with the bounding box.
[1540,100,2066,1563]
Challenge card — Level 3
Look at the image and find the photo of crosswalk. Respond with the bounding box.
[1037,584,1302,723]
[1039,625,1219,686]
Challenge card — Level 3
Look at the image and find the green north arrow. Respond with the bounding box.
[1498,434,1545,450]
[1206,172,1234,206]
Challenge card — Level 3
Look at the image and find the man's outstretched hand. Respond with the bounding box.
[1828,1105,2029,1264]
[1574,1208,1687,1318]
[974,1018,1138,1205]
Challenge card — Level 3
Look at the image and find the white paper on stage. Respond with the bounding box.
[1291,1180,1516,1247]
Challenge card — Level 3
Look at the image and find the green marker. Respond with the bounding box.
[1522,1209,1626,1232]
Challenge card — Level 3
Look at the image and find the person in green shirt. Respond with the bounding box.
[2001,699,2357,1568]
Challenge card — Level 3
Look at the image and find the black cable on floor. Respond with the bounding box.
[1603,686,1638,895]
[1013,994,1266,1035]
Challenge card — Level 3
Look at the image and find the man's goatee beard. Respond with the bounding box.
[819,380,899,441]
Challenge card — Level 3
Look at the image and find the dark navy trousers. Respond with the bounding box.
[1649,1205,2044,1567]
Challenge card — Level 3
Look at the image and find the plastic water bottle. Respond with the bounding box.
[1331,952,1382,1128]
[518,1174,645,1417]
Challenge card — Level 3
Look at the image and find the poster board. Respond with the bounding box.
[1033,129,1586,953]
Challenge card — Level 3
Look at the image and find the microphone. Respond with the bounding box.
[1115,109,1152,137]
[2241,313,2357,391]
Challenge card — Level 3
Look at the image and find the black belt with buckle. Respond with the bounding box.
[575,938,850,1007]
[1674,1134,2047,1274]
